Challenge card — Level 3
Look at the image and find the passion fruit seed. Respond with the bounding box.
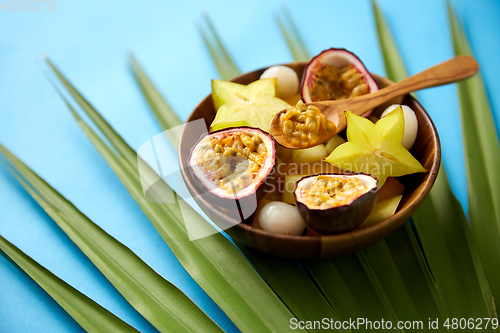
[279,100,335,147]
[301,48,379,118]
[308,64,369,102]
[195,133,267,194]
[303,175,369,209]
[294,174,379,234]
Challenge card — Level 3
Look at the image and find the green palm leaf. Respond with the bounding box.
[274,7,398,325]
[133,19,347,332]
[236,246,344,332]
[197,10,415,326]
[373,0,496,320]
[276,3,446,326]
[130,56,182,148]
[372,1,408,82]
[413,168,496,320]
[3,4,495,332]
[448,3,500,305]
[46,59,302,333]
[275,5,310,62]
[0,235,139,333]
[382,224,446,323]
[306,255,400,330]
[198,12,240,80]
[0,143,223,333]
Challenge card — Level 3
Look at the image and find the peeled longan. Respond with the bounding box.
[258,201,306,236]
[260,65,299,100]
[381,104,418,150]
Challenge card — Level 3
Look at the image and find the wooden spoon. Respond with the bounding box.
[270,55,479,149]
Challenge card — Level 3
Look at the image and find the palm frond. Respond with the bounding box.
[130,56,182,148]
[372,1,408,82]
[133,24,348,332]
[237,246,345,332]
[449,3,500,304]
[372,0,496,319]
[412,168,496,318]
[272,2,446,326]
[46,58,302,333]
[306,255,400,329]
[0,235,139,333]
[275,5,310,61]
[0,143,223,333]
[198,12,240,80]
[2,4,495,332]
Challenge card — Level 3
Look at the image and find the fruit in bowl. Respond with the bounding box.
[178,48,440,259]
[301,48,379,104]
[294,174,379,235]
[188,127,276,219]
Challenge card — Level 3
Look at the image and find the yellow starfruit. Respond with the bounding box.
[210,78,290,133]
[324,107,427,187]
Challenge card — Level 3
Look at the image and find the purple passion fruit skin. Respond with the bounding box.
[188,127,275,220]
[294,173,378,234]
[301,48,379,115]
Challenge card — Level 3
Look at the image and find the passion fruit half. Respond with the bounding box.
[188,127,275,218]
[301,48,379,104]
[294,174,378,234]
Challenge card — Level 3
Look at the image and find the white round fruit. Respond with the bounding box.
[260,65,299,99]
[258,201,306,236]
[381,104,418,150]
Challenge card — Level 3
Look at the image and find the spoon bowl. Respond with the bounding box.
[271,55,478,149]
[178,62,441,259]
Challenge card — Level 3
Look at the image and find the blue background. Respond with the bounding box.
[1,0,499,331]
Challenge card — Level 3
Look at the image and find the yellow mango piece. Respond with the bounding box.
[276,145,293,163]
[283,93,302,106]
[292,144,328,164]
[324,135,346,154]
[359,195,403,228]
[262,179,283,201]
[377,177,405,202]
[282,174,305,205]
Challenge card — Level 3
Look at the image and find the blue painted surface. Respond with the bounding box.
[0,0,499,331]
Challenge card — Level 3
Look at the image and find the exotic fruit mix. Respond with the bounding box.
[188,47,426,236]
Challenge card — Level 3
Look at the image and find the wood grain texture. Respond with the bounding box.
[271,55,477,149]
[178,62,441,259]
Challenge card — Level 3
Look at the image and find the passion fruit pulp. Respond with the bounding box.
[294,174,378,234]
[301,48,379,104]
[279,100,336,148]
[188,127,275,218]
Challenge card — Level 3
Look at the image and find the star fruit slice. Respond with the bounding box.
[210,78,290,133]
[324,107,427,187]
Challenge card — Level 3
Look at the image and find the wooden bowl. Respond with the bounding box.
[178,62,440,259]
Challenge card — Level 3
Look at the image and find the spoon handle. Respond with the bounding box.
[318,55,479,119]
[372,55,478,99]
